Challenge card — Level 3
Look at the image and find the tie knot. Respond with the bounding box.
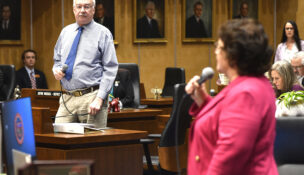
[78,27,83,32]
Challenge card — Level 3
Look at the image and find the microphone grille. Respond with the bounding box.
[62,64,68,72]
[202,67,214,79]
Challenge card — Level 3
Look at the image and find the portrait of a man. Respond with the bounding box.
[135,0,164,39]
[232,0,258,19]
[0,0,20,40]
[184,0,212,39]
[94,0,115,38]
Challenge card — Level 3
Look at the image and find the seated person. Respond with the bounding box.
[112,68,134,108]
[269,60,303,97]
[16,49,48,89]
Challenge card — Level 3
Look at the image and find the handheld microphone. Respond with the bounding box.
[61,64,68,73]
[197,67,214,85]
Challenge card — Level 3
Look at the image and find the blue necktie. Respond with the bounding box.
[64,27,83,80]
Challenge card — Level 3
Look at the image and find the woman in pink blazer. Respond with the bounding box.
[185,19,278,175]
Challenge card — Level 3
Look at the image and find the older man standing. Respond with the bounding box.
[53,0,118,128]
[291,51,304,88]
[186,1,208,38]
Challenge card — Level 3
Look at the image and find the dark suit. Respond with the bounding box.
[186,15,208,38]
[113,68,134,107]
[0,19,20,40]
[94,16,114,37]
[16,67,48,89]
[137,16,161,38]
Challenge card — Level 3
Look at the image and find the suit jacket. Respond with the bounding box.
[94,16,114,37]
[186,15,207,38]
[113,68,134,107]
[0,19,20,40]
[137,16,161,38]
[16,67,48,89]
[187,76,278,175]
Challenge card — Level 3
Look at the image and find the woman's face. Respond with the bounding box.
[271,70,283,90]
[215,39,230,74]
[285,22,294,39]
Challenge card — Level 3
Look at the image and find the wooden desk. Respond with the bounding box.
[141,97,173,114]
[35,129,147,175]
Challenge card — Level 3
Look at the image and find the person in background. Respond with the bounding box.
[233,2,249,19]
[94,2,114,37]
[269,60,303,98]
[112,68,134,108]
[53,0,118,128]
[274,20,304,62]
[136,0,161,38]
[291,51,304,88]
[186,1,207,38]
[16,49,48,89]
[185,19,278,175]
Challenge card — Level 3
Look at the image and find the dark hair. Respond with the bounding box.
[281,20,302,51]
[218,19,273,76]
[193,1,203,9]
[21,49,37,61]
[1,3,11,10]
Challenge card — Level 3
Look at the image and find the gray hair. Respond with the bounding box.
[293,51,304,65]
[269,60,297,97]
[73,0,95,7]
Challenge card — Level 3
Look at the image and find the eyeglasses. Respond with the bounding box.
[75,4,93,11]
[285,27,294,31]
[292,65,304,69]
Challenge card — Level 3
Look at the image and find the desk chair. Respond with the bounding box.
[161,68,185,97]
[119,63,146,108]
[142,83,193,175]
[0,65,16,101]
[274,117,304,175]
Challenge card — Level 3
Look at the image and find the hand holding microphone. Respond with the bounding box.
[54,64,68,80]
[185,67,214,106]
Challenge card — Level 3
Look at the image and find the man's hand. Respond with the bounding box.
[89,97,103,115]
[54,68,65,80]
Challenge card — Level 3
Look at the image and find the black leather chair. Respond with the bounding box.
[0,65,16,101]
[142,83,193,175]
[161,68,185,97]
[274,117,304,175]
[118,63,145,108]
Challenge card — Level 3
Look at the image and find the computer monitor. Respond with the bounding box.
[1,97,36,175]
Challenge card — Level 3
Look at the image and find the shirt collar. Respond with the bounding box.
[75,20,94,31]
[25,66,34,74]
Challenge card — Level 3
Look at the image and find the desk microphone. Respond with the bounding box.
[197,67,214,85]
[62,64,68,73]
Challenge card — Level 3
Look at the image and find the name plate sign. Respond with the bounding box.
[36,91,62,97]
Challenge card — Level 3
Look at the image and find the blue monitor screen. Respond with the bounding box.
[1,97,36,175]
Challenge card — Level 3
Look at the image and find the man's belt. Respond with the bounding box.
[64,85,99,97]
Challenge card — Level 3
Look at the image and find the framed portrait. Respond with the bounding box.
[0,0,21,44]
[133,0,166,43]
[94,0,116,43]
[230,0,258,19]
[182,0,214,43]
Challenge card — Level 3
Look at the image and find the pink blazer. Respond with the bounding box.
[187,76,278,175]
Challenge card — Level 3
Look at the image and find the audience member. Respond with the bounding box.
[185,19,278,174]
[269,61,303,98]
[52,0,118,128]
[233,1,249,19]
[16,49,48,89]
[274,20,304,62]
[291,51,304,88]
[186,1,207,38]
[0,3,19,40]
[136,0,161,38]
[112,68,134,108]
[94,2,114,37]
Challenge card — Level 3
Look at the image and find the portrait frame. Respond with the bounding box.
[230,0,258,19]
[94,0,117,44]
[133,0,167,43]
[0,0,21,45]
[182,0,214,43]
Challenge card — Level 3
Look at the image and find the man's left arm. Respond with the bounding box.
[89,31,118,115]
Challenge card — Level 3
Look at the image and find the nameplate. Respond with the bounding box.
[36,91,62,97]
